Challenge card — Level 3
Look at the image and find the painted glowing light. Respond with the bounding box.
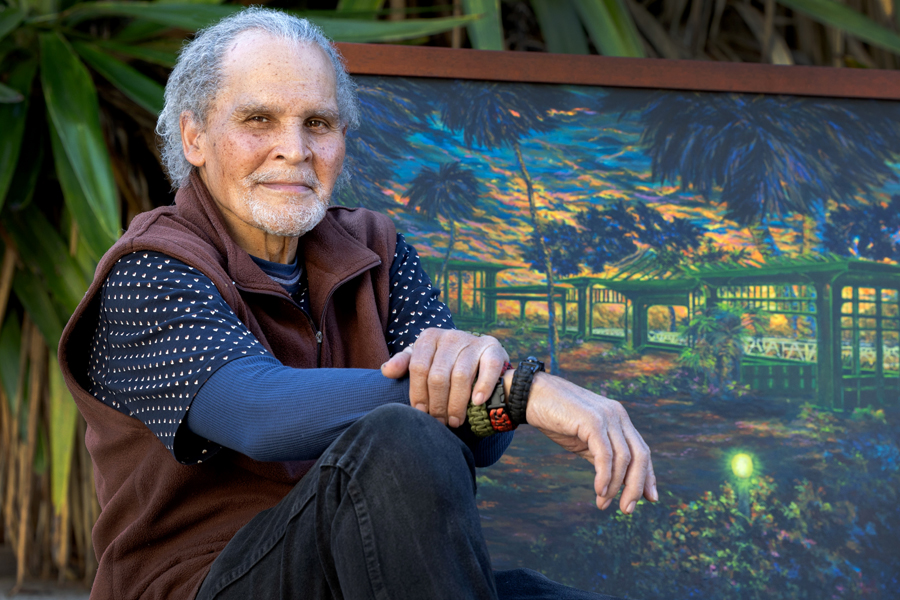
[731,453,754,479]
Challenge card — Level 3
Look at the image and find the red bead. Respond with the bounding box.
[489,408,516,432]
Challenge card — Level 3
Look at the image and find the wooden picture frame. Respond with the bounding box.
[332,46,900,599]
[338,42,900,99]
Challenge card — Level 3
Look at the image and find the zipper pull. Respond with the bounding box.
[316,330,324,367]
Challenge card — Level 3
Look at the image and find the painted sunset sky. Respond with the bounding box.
[337,76,900,290]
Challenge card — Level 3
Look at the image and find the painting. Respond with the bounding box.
[336,45,900,600]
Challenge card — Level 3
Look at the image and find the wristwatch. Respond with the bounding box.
[508,357,544,425]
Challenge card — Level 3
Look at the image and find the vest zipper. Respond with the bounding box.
[235,258,381,368]
[314,260,381,368]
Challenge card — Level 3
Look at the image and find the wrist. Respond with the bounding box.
[501,369,514,396]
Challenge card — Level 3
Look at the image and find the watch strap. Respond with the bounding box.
[508,356,544,425]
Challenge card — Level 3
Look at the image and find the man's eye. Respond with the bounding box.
[307,119,328,129]
[248,116,269,123]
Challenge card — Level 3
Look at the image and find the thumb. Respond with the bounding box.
[380,345,413,379]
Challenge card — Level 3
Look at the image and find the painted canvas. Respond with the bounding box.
[334,74,900,599]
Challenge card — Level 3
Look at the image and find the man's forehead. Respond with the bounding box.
[221,30,331,74]
[215,31,339,112]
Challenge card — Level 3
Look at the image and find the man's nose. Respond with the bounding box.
[273,125,312,163]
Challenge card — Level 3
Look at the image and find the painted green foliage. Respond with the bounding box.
[518,405,899,599]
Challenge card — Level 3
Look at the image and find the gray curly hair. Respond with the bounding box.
[156,7,360,188]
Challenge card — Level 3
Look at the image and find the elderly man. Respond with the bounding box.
[59,8,656,600]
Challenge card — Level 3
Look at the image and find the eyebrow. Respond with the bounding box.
[233,103,275,117]
[232,103,342,122]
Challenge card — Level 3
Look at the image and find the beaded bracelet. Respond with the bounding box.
[467,401,494,437]
[466,362,513,437]
[485,379,516,433]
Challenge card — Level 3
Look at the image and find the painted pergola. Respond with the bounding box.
[691,256,900,410]
[568,255,900,410]
[421,253,899,409]
[418,257,514,329]
[565,273,701,346]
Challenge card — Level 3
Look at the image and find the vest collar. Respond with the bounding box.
[174,171,382,319]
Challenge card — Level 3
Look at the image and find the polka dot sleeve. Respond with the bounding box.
[87,251,268,463]
[386,235,455,354]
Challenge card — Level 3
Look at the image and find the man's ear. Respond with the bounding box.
[181,112,206,168]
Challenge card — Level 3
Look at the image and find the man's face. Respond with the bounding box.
[182,31,346,242]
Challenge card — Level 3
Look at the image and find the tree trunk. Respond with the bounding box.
[438,220,455,302]
[800,201,824,338]
[747,217,781,261]
[514,142,560,374]
[800,199,826,254]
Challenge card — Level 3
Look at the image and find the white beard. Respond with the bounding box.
[245,191,327,237]
[241,169,332,237]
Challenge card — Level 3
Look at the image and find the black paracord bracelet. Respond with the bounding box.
[508,357,544,425]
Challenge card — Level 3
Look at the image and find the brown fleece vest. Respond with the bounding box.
[58,173,396,599]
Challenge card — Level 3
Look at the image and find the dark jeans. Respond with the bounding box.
[196,404,621,600]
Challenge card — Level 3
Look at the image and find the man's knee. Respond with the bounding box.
[355,403,466,454]
[328,403,476,495]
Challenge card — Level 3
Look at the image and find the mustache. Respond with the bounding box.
[243,169,321,189]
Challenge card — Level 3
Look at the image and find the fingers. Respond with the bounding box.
[592,404,655,514]
[617,427,652,514]
[446,346,489,428]
[601,426,631,510]
[431,334,506,427]
[407,333,438,414]
[643,457,659,503]
[380,345,413,379]
[471,347,508,407]
[587,427,614,511]
[399,329,507,427]
[425,338,469,426]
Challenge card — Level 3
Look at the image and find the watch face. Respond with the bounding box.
[523,357,545,372]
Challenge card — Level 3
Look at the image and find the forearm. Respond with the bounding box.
[186,355,512,465]
[186,356,410,462]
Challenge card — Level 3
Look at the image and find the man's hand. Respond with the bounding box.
[381,328,508,428]
[522,372,658,514]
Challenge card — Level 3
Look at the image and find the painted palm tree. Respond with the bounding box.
[439,81,564,373]
[405,161,481,287]
[679,304,766,396]
[607,91,900,259]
